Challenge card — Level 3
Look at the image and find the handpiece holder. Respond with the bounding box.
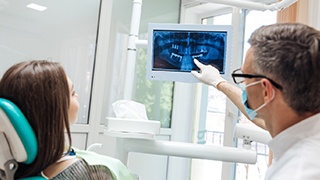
[104,118,257,165]
[234,123,272,149]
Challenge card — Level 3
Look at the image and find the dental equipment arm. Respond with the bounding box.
[105,118,257,166]
[202,0,298,11]
[114,138,257,166]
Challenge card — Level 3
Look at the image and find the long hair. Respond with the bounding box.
[0,60,72,178]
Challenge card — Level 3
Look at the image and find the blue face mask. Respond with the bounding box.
[242,90,259,120]
[241,81,271,120]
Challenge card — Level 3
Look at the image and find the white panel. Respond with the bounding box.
[96,132,170,180]
[167,83,197,180]
[95,133,118,157]
[126,135,170,180]
[71,133,87,150]
[127,153,168,180]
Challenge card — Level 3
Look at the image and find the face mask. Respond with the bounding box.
[241,81,273,120]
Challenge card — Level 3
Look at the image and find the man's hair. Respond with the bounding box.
[248,23,320,115]
[0,60,72,178]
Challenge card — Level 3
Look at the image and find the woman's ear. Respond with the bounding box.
[261,78,275,103]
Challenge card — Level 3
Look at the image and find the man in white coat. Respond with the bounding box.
[192,22,320,179]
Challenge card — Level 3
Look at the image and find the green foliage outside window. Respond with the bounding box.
[133,48,174,128]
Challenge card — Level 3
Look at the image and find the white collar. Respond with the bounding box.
[40,171,50,179]
[268,113,320,161]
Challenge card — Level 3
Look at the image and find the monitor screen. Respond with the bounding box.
[146,23,233,83]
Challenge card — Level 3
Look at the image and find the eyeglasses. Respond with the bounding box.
[231,68,283,90]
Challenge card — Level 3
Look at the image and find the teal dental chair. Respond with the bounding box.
[0,98,44,180]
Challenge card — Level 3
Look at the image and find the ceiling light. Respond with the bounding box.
[26,3,47,11]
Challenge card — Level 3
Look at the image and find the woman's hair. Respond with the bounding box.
[0,60,72,178]
[248,23,320,115]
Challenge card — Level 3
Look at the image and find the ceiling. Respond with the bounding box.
[0,0,100,35]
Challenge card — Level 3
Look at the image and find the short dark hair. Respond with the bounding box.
[0,60,72,178]
[248,23,320,115]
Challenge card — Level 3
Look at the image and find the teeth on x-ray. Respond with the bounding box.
[153,30,226,71]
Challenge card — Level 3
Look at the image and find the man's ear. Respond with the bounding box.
[261,78,275,103]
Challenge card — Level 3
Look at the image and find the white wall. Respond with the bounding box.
[308,0,320,29]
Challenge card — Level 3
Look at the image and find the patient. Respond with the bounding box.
[0,60,136,179]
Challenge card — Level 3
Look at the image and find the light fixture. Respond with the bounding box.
[26,3,47,11]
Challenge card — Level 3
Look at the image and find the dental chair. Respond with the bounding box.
[0,98,44,180]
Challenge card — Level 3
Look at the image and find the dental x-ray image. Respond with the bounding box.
[153,30,227,72]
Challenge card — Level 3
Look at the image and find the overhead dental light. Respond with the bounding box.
[201,0,299,11]
[26,3,47,12]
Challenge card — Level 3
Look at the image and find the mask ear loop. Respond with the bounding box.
[238,80,261,91]
[266,88,275,103]
[270,89,275,100]
[254,88,276,113]
[246,81,262,88]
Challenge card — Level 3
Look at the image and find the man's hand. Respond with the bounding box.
[191,59,226,88]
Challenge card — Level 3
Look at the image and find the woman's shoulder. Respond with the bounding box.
[52,158,114,180]
[73,148,138,180]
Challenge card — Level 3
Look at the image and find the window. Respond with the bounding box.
[191,13,232,180]
[191,9,276,180]
[131,3,181,128]
[236,10,276,180]
[133,42,174,128]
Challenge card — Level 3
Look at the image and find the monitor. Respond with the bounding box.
[146,23,233,83]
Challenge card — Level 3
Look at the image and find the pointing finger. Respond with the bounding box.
[193,59,205,69]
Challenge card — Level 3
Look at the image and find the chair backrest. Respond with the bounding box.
[0,98,44,180]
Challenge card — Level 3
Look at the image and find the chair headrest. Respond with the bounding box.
[0,98,38,164]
